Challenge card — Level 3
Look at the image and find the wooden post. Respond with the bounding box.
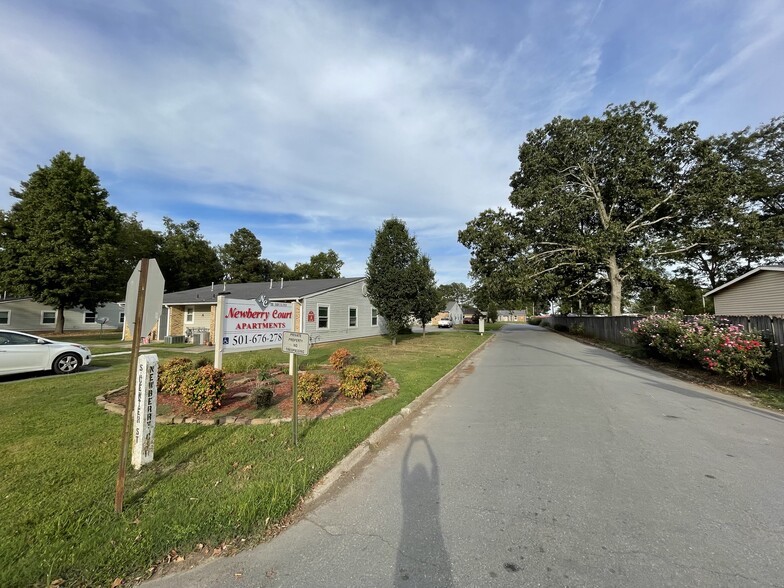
[292,353,299,446]
[115,258,149,513]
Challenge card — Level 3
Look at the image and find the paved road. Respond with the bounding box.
[146,324,784,587]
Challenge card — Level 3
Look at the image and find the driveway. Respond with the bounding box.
[146,324,784,587]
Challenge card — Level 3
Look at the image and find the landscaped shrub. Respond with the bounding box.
[527,317,542,325]
[253,386,274,409]
[553,323,569,332]
[180,365,226,412]
[157,357,195,395]
[627,312,690,362]
[571,322,585,336]
[540,320,550,328]
[362,358,386,390]
[329,348,355,371]
[340,365,372,399]
[298,371,324,404]
[628,313,771,383]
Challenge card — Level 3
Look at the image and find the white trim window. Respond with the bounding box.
[41,310,56,325]
[317,305,329,329]
[84,311,96,324]
[371,308,379,327]
[348,306,358,328]
[185,307,195,324]
[0,310,9,325]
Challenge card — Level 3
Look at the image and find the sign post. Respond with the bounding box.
[479,317,485,336]
[282,331,310,446]
[115,259,165,513]
[132,353,158,469]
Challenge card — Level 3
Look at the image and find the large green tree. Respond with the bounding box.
[460,102,699,316]
[675,120,784,289]
[218,227,265,283]
[366,218,421,345]
[115,213,163,291]
[292,249,344,280]
[436,282,470,305]
[157,218,223,292]
[409,255,441,336]
[0,151,122,333]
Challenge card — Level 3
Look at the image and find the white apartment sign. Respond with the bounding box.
[221,298,295,351]
[132,353,158,470]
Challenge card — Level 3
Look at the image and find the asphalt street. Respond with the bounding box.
[146,324,784,587]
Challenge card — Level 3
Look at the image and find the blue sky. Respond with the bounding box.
[1,0,782,285]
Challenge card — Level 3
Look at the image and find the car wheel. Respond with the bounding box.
[53,352,82,374]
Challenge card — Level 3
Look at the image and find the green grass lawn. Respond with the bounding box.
[0,331,487,587]
[453,321,505,332]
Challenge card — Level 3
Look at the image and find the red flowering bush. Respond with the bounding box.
[628,313,771,383]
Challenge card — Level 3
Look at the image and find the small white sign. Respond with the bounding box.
[282,331,310,356]
[132,354,158,470]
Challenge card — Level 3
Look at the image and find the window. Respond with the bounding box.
[371,308,378,327]
[41,311,56,325]
[0,310,9,325]
[84,311,96,324]
[318,305,329,329]
[348,306,357,328]
[119,312,125,324]
[185,307,195,324]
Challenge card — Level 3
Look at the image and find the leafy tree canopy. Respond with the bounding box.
[158,217,223,292]
[218,227,265,283]
[0,151,122,332]
[292,249,344,280]
[366,218,421,344]
[673,118,784,288]
[436,282,470,306]
[409,255,441,336]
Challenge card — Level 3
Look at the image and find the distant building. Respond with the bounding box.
[0,297,124,333]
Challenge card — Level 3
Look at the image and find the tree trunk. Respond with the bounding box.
[607,254,623,316]
[55,305,66,334]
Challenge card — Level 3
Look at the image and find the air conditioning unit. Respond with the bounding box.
[191,332,205,345]
[165,335,185,344]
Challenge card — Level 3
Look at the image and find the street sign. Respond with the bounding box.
[124,259,165,338]
[282,331,310,356]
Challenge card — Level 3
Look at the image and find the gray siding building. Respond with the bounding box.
[160,278,385,344]
[0,298,124,333]
[705,266,784,316]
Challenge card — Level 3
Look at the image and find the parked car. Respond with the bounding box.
[438,317,454,328]
[0,330,91,376]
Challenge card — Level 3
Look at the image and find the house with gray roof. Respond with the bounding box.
[158,277,385,344]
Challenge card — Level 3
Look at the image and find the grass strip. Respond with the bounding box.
[0,331,485,587]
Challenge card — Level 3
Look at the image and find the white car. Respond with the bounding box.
[438,317,454,328]
[0,330,92,376]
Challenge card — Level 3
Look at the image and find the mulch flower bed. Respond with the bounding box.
[104,365,398,423]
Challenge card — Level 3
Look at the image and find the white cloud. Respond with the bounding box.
[1,0,782,285]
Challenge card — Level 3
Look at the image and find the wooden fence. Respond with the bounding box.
[545,314,784,386]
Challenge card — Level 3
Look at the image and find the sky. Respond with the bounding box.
[1,0,782,286]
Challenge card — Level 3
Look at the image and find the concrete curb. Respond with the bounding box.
[304,333,495,505]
